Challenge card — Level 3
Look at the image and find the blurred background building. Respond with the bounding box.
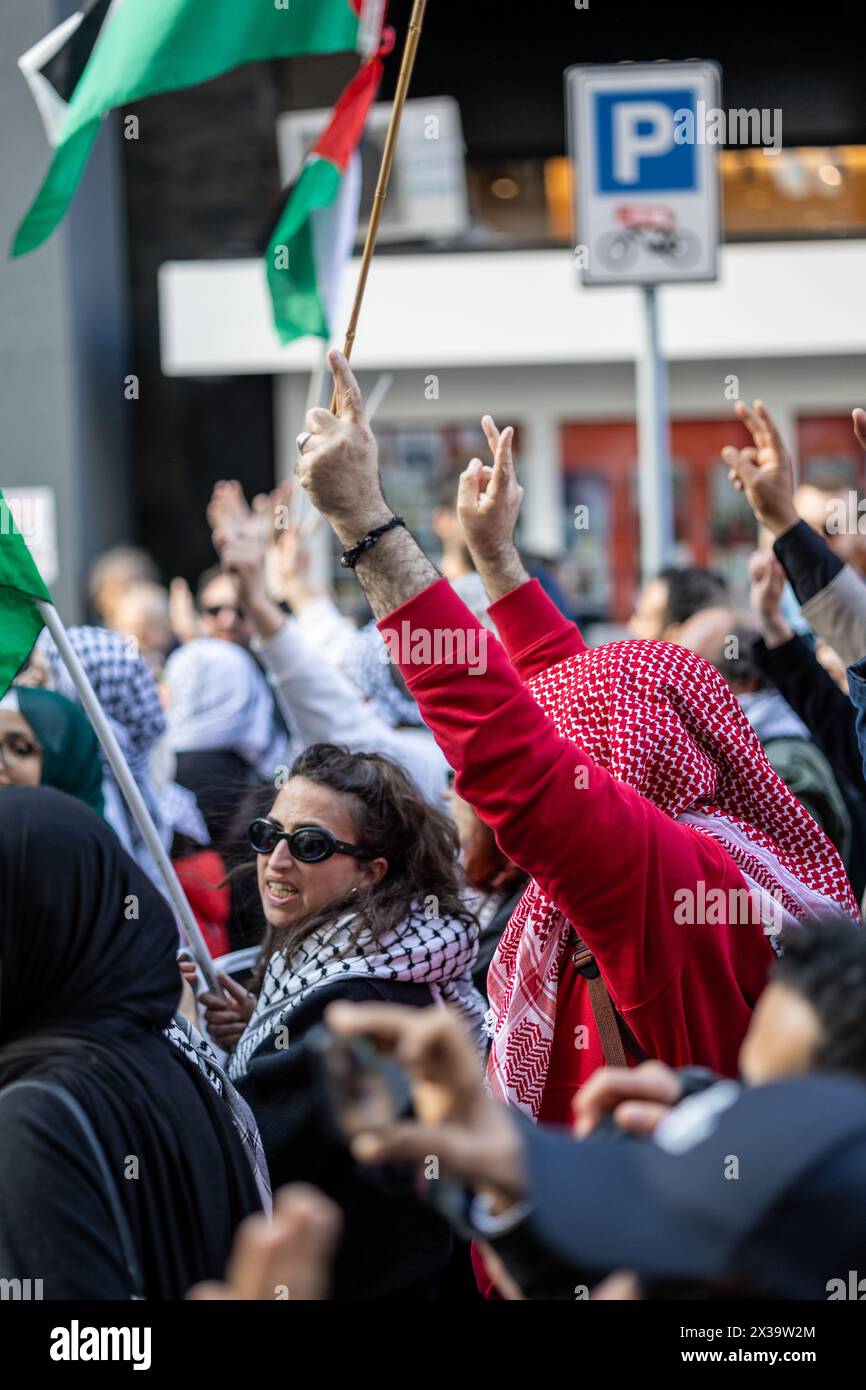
[3,0,866,623]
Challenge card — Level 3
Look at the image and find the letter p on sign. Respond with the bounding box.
[614,102,674,183]
[594,89,696,194]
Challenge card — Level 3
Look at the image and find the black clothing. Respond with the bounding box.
[754,634,866,898]
[237,975,452,1300]
[0,788,260,1299]
[485,1074,866,1300]
[754,634,862,784]
[773,519,842,605]
[174,749,263,853]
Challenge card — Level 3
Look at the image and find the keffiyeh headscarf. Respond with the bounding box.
[228,908,486,1083]
[164,638,287,779]
[34,626,207,876]
[487,639,860,1118]
[343,622,427,729]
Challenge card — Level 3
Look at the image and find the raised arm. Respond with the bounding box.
[295,354,746,1002]
[209,488,449,806]
[456,415,585,677]
[724,400,866,666]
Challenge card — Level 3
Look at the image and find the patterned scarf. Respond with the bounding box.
[35,626,208,873]
[487,640,860,1118]
[165,1015,272,1212]
[228,908,486,1083]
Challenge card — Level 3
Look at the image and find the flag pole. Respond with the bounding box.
[36,600,222,997]
[328,0,428,411]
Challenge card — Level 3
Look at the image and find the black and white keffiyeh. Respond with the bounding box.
[166,1015,272,1212]
[35,625,209,871]
[228,908,486,1083]
[36,624,166,756]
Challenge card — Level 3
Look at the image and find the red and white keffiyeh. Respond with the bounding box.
[486,639,860,1117]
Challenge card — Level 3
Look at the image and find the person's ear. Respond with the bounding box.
[358,856,388,889]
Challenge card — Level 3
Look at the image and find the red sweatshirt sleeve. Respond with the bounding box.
[488,577,585,680]
[379,579,766,1014]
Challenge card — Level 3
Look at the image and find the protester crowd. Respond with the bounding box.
[3,358,866,1302]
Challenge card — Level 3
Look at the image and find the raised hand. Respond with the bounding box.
[572,1060,683,1140]
[456,415,529,603]
[198,971,255,1051]
[722,400,799,538]
[295,350,390,545]
[207,479,258,546]
[169,577,202,644]
[852,408,866,453]
[458,416,523,561]
[187,1184,342,1301]
[324,1001,527,1206]
[748,548,793,649]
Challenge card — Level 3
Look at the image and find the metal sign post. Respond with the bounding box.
[637,283,673,579]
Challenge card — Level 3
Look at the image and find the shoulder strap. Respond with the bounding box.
[2,1079,146,1299]
[570,933,647,1068]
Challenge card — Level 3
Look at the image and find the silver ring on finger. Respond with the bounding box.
[296,430,313,456]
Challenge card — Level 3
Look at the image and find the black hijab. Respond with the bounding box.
[0,788,260,1298]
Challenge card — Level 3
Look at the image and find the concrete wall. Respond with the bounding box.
[0,0,131,621]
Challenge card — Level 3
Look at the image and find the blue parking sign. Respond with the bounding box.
[595,88,696,193]
[567,62,720,285]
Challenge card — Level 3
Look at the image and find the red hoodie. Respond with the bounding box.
[379,577,773,1125]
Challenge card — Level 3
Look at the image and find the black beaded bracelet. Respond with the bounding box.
[340,515,406,569]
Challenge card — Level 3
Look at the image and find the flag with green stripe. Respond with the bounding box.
[13,0,364,257]
[0,493,51,699]
[265,37,387,343]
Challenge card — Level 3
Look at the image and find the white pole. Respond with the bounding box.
[305,340,332,412]
[636,283,674,581]
[37,600,222,996]
[365,371,394,422]
[290,343,333,533]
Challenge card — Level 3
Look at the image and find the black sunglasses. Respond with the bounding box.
[249,818,375,863]
[202,603,245,620]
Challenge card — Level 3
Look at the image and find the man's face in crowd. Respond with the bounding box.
[794,483,866,576]
[113,585,174,662]
[738,981,821,1086]
[94,560,149,629]
[432,505,473,578]
[675,606,760,695]
[628,577,669,641]
[198,574,254,647]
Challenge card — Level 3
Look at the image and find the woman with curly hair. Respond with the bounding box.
[196,741,484,1300]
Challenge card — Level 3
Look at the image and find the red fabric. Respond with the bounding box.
[314,22,394,170]
[174,850,231,959]
[379,578,857,1121]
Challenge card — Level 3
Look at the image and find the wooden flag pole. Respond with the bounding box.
[329,0,428,411]
[37,600,222,997]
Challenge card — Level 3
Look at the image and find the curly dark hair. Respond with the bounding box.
[243,743,476,987]
[774,916,866,1077]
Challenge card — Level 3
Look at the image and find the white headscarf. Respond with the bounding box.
[164,638,286,778]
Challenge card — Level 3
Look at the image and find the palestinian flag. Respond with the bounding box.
[13,0,365,256]
[0,493,51,700]
[265,27,390,343]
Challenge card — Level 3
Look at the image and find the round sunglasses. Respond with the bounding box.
[248,817,375,863]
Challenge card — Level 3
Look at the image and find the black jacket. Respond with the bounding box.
[236,975,452,1300]
[753,635,866,898]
